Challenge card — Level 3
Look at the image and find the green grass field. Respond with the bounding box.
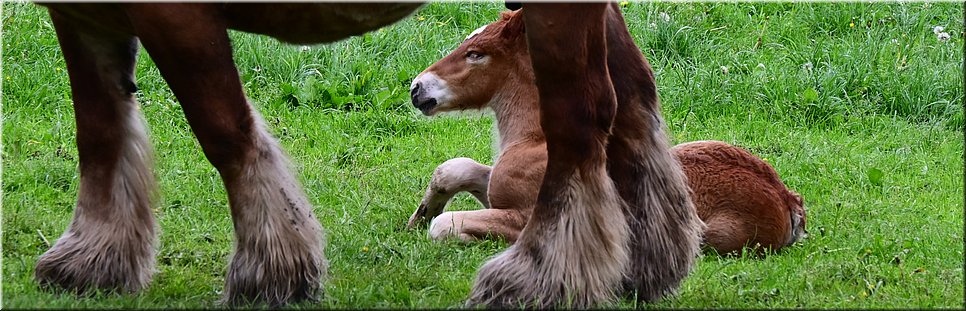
[2,1,963,309]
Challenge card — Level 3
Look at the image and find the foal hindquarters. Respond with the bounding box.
[34,4,325,306]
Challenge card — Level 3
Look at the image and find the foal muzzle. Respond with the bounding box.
[410,82,438,115]
[410,72,453,116]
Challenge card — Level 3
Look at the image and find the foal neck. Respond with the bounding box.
[489,74,543,151]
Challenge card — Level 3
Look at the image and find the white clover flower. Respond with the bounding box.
[299,45,311,52]
[720,66,729,75]
[933,26,945,34]
[802,62,814,71]
[649,22,657,28]
[937,32,951,42]
[891,38,899,45]
[659,12,671,22]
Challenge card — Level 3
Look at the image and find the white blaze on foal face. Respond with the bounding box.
[465,24,488,41]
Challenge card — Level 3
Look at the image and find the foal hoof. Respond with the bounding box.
[35,229,156,294]
[406,203,429,229]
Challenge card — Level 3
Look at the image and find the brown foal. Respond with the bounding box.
[411,6,705,306]
[408,10,807,256]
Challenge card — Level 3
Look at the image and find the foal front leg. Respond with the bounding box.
[407,157,491,229]
[34,11,157,294]
[125,4,324,306]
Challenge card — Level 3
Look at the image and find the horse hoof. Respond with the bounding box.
[466,243,621,309]
[35,229,156,294]
[221,230,327,307]
[465,246,533,308]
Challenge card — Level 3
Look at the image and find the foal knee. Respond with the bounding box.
[428,213,473,242]
[424,157,490,211]
[429,213,459,240]
[431,157,490,193]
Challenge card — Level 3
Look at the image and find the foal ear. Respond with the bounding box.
[499,10,526,40]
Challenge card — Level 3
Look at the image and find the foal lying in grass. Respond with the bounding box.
[408,10,807,255]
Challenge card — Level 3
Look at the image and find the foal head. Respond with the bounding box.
[410,10,529,116]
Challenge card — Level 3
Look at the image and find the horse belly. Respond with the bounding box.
[42,4,135,36]
[223,3,424,44]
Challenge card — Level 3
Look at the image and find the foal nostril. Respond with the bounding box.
[410,83,421,98]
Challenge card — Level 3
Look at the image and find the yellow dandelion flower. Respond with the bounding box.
[762,157,769,162]
[361,246,369,253]
[849,21,855,28]
[417,16,426,21]
[620,1,630,8]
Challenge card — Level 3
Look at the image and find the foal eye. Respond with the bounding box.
[465,51,485,61]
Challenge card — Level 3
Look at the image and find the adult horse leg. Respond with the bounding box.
[467,3,629,308]
[408,157,491,229]
[125,4,324,306]
[602,4,703,303]
[34,12,157,294]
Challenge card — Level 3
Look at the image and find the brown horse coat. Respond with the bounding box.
[409,9,806,255]
[411,6,705,305]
